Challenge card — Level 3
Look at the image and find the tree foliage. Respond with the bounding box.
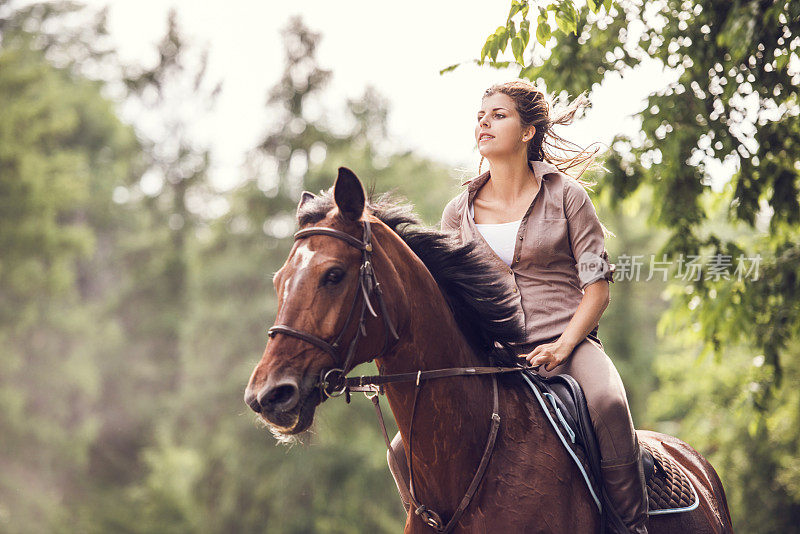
[650,335,800,531]
[0,4,141,531]
[471,0,800,376]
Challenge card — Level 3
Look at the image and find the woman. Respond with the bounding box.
[387,81,648,533]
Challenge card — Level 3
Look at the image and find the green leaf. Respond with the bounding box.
[480,37,493,63]
[776,53,789,71]
[536,22,552,45]
[511,36,525,64]
[588,0,601,13]
[519,63,539,80]
[508,0,523,21]
[520,19,530,49]
[490,35,500,61]
[496,26,509,53]
[566,1,579,29]
[603,0,612,12]
[438,63,460,75]
[488,60,512,70]
[554,8,577,36]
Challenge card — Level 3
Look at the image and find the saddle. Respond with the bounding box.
[519,369,699,529]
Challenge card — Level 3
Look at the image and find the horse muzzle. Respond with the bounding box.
[244,375,321,433]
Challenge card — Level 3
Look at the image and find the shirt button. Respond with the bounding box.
[519,236,523,240]
[512,287,518,293]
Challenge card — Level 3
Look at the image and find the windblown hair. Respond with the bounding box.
[297,191,526,366]
[481,80,605,184]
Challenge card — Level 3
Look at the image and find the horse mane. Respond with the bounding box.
[296,190,526,366]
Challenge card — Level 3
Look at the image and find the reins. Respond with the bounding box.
[267,218,529,533]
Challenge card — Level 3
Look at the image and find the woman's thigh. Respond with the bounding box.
[537,337,636,461]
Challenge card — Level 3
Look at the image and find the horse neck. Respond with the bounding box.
[374,236,485,376]
[374,239,497,506]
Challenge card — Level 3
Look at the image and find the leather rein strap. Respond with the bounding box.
[266,218,529,532]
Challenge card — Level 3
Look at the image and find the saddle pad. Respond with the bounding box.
[520,371,699,517]
[641,442,700,515]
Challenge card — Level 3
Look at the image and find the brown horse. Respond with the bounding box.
[244,167,733,533]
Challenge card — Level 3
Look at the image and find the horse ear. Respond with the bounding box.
[333,167,365,221]
[297,190,316,212]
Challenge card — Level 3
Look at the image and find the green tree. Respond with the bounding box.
[75,10,225,532]
[0,8,140,533]
[112,16,427,533]
[439,0,617,77]
[650,335,800,531]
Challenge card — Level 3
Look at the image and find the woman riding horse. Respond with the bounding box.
[245,90,732,532]
[387,80,648,533]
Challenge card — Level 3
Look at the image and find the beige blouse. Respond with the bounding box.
[440,160,615,345]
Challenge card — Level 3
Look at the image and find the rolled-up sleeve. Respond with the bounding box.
[563,180,615,289]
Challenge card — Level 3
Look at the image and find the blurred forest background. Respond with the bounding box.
[1,0,798,532]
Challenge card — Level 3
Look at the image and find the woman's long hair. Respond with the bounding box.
[479,80,606,186]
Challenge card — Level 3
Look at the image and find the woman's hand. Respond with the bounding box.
[519,337,576,372]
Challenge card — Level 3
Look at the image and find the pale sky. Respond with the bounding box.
[83,0,676,191]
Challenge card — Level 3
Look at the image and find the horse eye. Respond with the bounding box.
[322,267,345,286]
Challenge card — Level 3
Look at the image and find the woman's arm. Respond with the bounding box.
[559,279,610,348]
[522,179,613,371]
[522,280,609,371]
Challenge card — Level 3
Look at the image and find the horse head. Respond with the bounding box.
[244,167,405,436]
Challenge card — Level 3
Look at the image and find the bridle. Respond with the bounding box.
[267,218,400,396]
[266,217,527,533]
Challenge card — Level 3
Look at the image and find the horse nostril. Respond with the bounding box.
[244,388,261,413]
[258,382,300,413]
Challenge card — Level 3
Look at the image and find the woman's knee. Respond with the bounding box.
[590,389,632,427]
[586,384,638,462]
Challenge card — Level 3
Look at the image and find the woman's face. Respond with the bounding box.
[475,92,533,160]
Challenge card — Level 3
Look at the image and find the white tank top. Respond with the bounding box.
[469,203,521,267]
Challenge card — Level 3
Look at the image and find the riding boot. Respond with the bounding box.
[601,439,649,534]
[387,432,411,513]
